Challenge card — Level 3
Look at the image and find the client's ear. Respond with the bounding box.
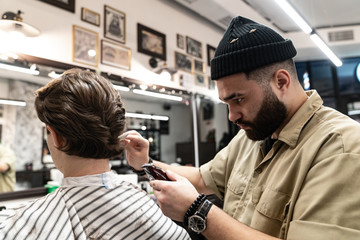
[47,126,64,148]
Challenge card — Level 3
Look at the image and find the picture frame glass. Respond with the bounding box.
[101,40,131,70]
[137,24,166,61]
[186,36,202,59]
[177,34,184,49]
[175,51,192,73]
[194,59,205,73]
[73,25,98,66]
[81,8,100,26]
[195,74,206,87]
[104,5,126,44]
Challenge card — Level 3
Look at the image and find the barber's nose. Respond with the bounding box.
[228,106,241,123]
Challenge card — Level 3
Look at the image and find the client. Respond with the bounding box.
[0,68,190,240]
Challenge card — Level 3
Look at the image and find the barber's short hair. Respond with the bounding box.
[34,68,126,159]
[247,59,298,86]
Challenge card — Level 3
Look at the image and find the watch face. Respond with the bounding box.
[188,215,206,233]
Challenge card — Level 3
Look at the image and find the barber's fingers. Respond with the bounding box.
[121,132,149,150]
[165,170,182,181]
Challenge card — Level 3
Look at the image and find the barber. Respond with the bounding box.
[123,16,360,240]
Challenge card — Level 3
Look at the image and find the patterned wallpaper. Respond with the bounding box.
[5,80,44,171]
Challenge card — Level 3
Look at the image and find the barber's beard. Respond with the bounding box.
[235,89,287,141]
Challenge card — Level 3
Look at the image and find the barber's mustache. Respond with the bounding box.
[234,119,252,127]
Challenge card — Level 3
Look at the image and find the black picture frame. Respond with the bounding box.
[207,44,216,66]
[186,36,202,59]
[40,0,75,13]
[137,23,166,61]
[176,33,184,49]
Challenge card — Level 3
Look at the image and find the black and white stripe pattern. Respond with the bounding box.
[0,172,190,240]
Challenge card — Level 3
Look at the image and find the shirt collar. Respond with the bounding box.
[61,171,116,189]
[278,90,323,148]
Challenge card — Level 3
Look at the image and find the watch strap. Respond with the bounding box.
[197,199,213,219]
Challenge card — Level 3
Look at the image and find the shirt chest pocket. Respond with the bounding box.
[224,174,250,217]
[251,187,291,237]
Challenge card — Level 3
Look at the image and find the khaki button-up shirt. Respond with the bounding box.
[200,90,360,239]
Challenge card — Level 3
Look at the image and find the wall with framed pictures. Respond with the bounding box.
[2,0,222,97]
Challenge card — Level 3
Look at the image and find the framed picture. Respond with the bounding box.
[175,51,192,73]
[101,40,131,70]
[194,59,205,74]
[178,71,194,89]
[208,76,216,90]
[176,33,184,49]
[137,23,167,61]
[104,5,126,44]
[195,73,207,87]
[186,36,202,59]
[73,25,99,67]
[81,7,100,26]
[207,44,216,66]
[40,0,75,13]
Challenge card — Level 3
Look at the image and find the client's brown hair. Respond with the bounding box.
[34,68,126,159]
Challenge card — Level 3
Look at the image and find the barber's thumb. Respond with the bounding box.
[166,170,181,181]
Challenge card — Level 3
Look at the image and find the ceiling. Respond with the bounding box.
[164,0,360,63]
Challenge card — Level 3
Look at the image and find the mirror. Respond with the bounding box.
[0,62,195,193]
[0,57,231,197]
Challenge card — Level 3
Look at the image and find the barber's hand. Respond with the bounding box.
[150,170,199,222]
[120,130,150,170]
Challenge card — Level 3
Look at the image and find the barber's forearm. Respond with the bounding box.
[153,160,213,195]
[203,206,281,240]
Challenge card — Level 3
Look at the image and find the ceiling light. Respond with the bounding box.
[0,10,40,37]
[113,84,130,92]
[310,33,343,67]
[133,89,183,102]
[125,112,169,121]
[0,98,26,107]
[274,0,312,34]
[0,62,39,75]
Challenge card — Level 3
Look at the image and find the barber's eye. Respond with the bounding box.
[236,98,242,103]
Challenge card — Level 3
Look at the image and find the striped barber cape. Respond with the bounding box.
[0,171,190,240]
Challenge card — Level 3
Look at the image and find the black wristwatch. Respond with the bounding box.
[188,199,213,233]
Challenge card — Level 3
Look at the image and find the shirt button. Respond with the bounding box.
[255,168,263,174]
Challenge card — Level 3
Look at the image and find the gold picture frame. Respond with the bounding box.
[194,59,205,74]
[72,25,99,67]
[101,40,131,70]
[81,7,100,26]
[194,73,207,87]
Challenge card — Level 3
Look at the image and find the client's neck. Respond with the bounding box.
[61,155,110,178]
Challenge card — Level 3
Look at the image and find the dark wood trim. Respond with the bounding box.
[0,187,48,201]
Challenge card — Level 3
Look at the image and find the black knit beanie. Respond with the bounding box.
[211,16,297,80]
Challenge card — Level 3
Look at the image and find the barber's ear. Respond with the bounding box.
[47,126,64,148]
[274,69,291,90]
